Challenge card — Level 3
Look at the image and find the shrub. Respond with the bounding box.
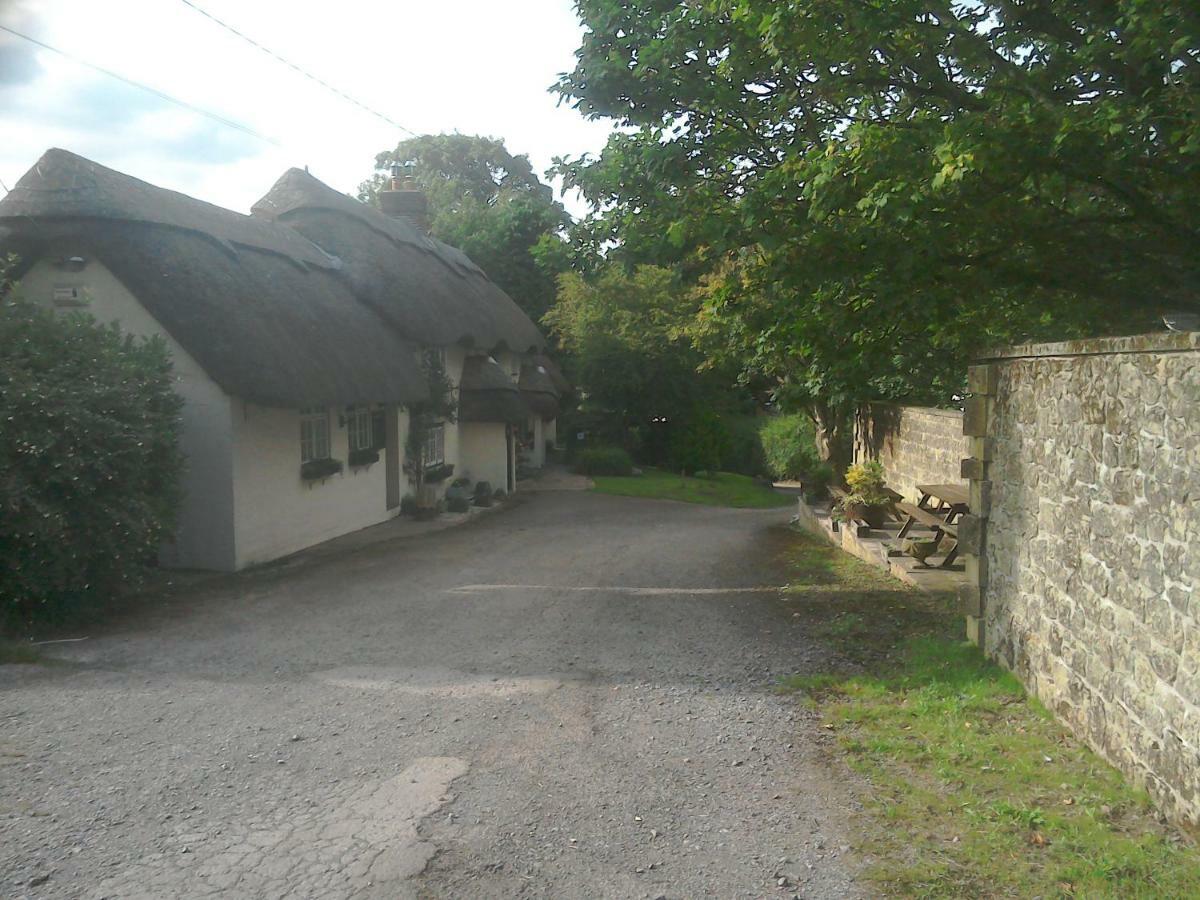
[721,415,766,476]
[759,414,821,481]
[446,495,471,513]
[0,292,183,628]
[669,409,730,475]
[400,494,417,516]
[575,446,634,476]
[802,464,835,502]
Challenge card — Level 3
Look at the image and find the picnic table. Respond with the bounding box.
[893,483,971,568]
[916,483,969,522]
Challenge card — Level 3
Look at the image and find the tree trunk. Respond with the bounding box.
[810,401,850,481]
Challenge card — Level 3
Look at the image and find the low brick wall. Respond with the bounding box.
[854,403,969,503]
[961,332,1199,824]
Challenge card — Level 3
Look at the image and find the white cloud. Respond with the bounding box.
[0,0,612,215]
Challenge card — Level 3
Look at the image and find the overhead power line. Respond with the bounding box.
[0,23,279,146]
[177,0,417,136]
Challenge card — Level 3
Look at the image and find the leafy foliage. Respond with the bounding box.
[555,0,1199,421]
[403,351,458,500]
[758,414,821,481]
[360,134,569,321]
[544,263,753,461]
[668,407,730,475]
[0,282,183,628]
[840,460,894,508]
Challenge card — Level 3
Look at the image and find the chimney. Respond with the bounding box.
[379,160,429,233]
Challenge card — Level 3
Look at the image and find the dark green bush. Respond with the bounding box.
[0,293,183,629]
[720,415,766,476]
[575,446,635,476]
[669,408,730,475]
[759,414,821,481]
[802,464,835,501]
[446,494,471,513]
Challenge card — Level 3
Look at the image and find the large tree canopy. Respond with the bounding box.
[554,0,1200,428]
[544,263,751,461]
[360,134,570,321]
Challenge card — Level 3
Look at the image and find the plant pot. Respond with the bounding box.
[845,502,889,529]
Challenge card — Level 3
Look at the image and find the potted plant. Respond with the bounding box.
[834,460,892,528]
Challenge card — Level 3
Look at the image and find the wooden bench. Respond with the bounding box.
[892,501,961,566]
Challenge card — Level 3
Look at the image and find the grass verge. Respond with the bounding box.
[591,468,793,508]
[778,529,1199,898]
[0,640,41,664]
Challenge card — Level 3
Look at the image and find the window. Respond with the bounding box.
[424,346,447,373]
[347,406,374,452]
[300,407,330,462]
[423,422,445,467]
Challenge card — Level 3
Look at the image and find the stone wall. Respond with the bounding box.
[959,332,1199,825]
[854,403,969,503]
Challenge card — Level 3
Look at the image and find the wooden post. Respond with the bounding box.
[960,363,998,647]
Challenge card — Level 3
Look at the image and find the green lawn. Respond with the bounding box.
[591,468,793,508]
[778,531,1200,898]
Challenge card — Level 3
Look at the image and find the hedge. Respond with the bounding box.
[0,292,183,628]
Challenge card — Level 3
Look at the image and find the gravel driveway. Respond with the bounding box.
[2,490,863,898]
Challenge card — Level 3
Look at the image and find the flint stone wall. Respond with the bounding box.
[854,404,968,503]
[979,332,1199,824]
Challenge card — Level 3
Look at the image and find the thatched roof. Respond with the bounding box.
[520,358,564,420]
[459,355,527,424]
[252,169,546,354]
[531,353,571,395]
[0,149,427,408]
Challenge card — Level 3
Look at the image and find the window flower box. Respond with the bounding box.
[423,462,455,484]
[301,458,344,481]
[348,448,380,468]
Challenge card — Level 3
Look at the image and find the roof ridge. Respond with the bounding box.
[0,148,336,270]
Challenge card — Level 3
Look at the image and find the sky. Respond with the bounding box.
[0,0,614,217]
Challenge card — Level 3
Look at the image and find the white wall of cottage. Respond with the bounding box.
[230,402,407,569]
[458,422,509,494]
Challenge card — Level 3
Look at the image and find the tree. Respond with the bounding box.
[360,134,570,321]
[554,0,1200,461]
[543,263,748,460]
[1,265,183,627]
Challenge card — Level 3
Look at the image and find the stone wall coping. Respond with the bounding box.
[980,331,1199,362]
[862,402,964,419]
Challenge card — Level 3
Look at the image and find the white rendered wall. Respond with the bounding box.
[530,416,546,468]
[231,403,400,569]
[19,256,237,571]
[458,423,509,493]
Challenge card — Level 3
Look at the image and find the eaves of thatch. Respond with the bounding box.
[519,358,564,420]
[458,354,527,425]
[0,149,427,409]
[251,169,546,355]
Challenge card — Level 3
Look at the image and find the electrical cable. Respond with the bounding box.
[0,23,280,146]
[177,0,417,136]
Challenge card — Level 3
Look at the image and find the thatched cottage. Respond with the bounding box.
[0,149,564,571]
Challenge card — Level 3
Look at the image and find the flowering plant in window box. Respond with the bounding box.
[348,448,380,468]
[423,462,455,484]
[301,458,343,481]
